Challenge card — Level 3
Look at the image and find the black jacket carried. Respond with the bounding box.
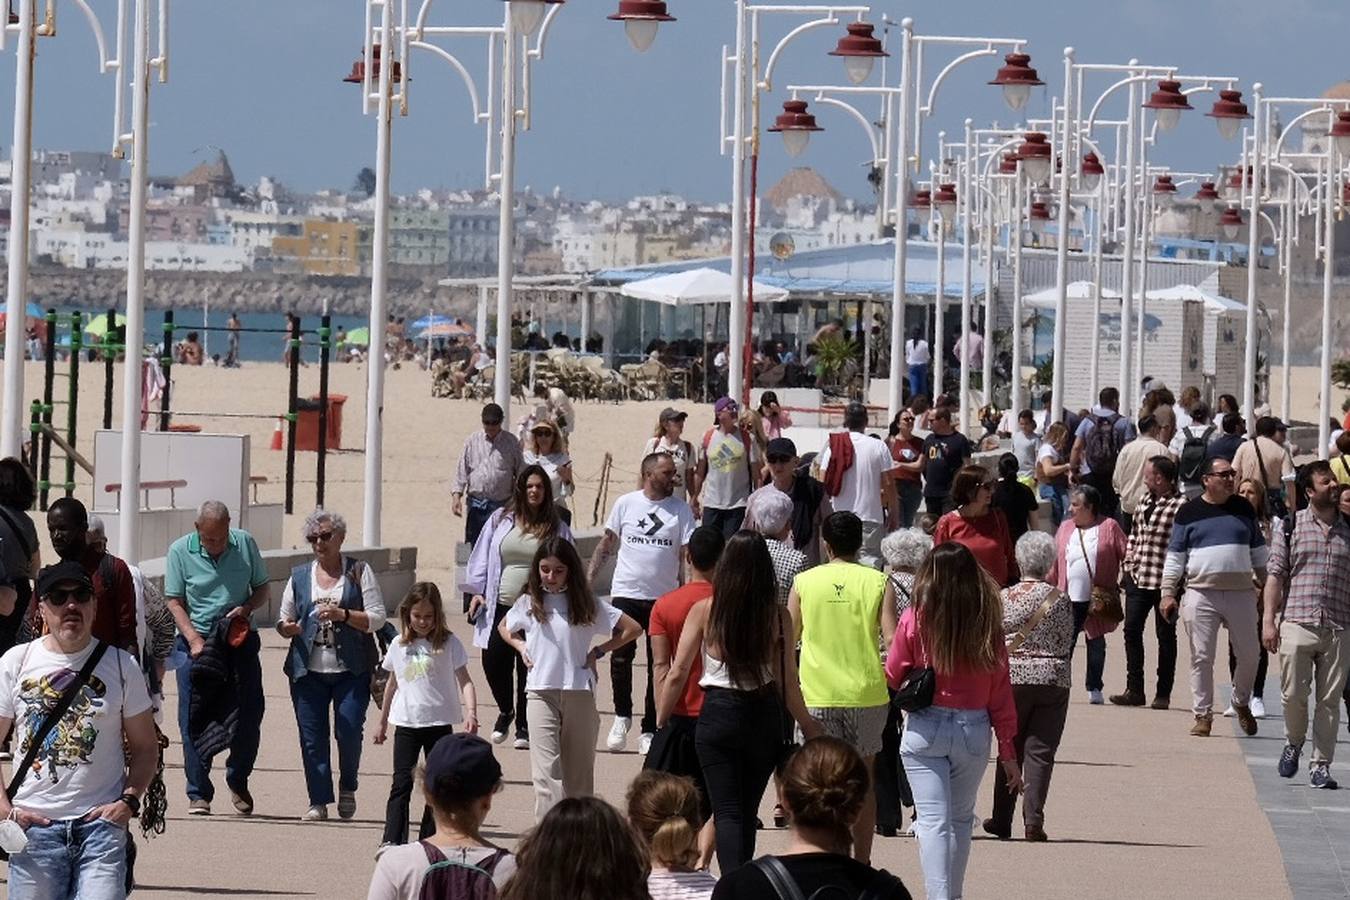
[188,618,252,762]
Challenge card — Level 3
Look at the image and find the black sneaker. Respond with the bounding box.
[1278,744,1301,779]
[1310,763,1339,790]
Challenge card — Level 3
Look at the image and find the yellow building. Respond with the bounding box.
[272,219,364,276]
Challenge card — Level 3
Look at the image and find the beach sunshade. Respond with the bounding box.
[620,267,790,306]
[345,326,371,346]
[417,321,475,339]
[2,301,45,318]
[411,314,456,330]
[83,313,128,337]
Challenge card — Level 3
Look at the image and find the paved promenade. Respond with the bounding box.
[1,629,1322,899]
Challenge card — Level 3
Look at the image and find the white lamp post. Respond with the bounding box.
[0,0,36,459]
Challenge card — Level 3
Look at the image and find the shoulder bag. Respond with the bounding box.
[1079,528,1125,625]
[1007,587,1063,655]
[891,622,935,713]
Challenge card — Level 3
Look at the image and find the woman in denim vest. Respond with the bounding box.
[277,509,387,821]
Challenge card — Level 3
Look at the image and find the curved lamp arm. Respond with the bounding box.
[409,40,487,124]
[810,93,883,163]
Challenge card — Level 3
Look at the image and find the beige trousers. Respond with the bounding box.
[525,689,600,822]
[1181,587,1260,716]
[1278,621,1350,765]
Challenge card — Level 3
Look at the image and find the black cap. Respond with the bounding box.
[659,407,688,423]
[481,403,505,425]
[766,437,797,458]
[424,733,503,799]
[36,560,94,599]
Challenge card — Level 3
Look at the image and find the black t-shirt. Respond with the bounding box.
[992,479,1039,542]
[921,431,973,498]
[713,854,912,900]
[788,475,825,552]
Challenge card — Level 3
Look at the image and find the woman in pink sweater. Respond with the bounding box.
[885,542,1020,900]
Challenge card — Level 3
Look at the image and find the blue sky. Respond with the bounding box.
[1,0,1345,203]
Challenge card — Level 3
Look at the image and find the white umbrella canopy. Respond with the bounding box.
[620,267,790,306]
[1021,281,1121,309]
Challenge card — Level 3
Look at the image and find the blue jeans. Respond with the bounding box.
[908,363,927,400]
[7,817,128,899]
[901,706,992,900]
[1039,483,1068,527]
[289,670,371,806]
[175,631,266,803]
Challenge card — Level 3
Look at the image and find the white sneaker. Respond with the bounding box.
[1251,697,1267,719]
[1088,690,1104,705]
[303,804,328,821]
[1222,704,1237,717]
[490,729,508,744]
[513,736,530,750]
[607,716,632,752]
[638,732,654,755]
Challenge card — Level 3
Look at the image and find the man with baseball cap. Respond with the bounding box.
[0,561,159,898]
[695,396,759,538]
[643,407,700,509]
[745,436,831,567]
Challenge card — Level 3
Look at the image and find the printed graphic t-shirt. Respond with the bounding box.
[382,635,469,728]
[606,491,697,599]
[0,640,151,820]
[700,429,758,510]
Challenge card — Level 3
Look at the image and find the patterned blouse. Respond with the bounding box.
[1000,580,1074,689]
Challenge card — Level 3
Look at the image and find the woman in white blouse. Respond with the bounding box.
[524,419,574,525]
[277,508,387,821]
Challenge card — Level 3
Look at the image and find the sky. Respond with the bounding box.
[0,0,1346,205]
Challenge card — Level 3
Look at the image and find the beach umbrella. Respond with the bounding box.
[345,326,371,346]
[84,313,128,337]
[620,267,790,306]
[416,320,474,339]
[0,301,46,333]
[411,313,457,330]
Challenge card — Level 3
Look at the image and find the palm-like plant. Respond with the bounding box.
[1332,358,1350,393]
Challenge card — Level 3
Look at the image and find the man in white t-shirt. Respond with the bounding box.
[588,453,696,755]
[0,561,159,899]
[816,402,896,568]
[695,396,759,538]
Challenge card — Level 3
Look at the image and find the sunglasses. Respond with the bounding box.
[1204,470,1236,480]
[767,454,794,465]
[43,588,94,606]
[306,530,336,544]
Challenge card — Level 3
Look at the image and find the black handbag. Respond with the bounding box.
[892,627,935,713]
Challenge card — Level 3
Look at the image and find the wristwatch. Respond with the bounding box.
[118,794,141,817]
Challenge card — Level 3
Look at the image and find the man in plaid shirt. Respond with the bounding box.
[1261,461,1350,790]
[1111,455,1184,709]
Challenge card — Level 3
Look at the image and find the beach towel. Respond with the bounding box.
[823,432,855,498]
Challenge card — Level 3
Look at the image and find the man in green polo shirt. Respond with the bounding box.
[165,500,270,817]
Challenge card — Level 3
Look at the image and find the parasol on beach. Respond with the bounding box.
[345,326,371,346]
[411,314,456,330]
[0,301,46,334]
[416,320,474,339]
[84,312,128,337]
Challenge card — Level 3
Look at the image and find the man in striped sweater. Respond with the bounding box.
[1160,456,1268,737]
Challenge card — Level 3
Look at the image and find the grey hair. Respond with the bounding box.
[302,507,347,539]
[748,489,793,537]
[1015,530,1056,580]
[196,500,230,523]
[880,527,932,571]
[88,515,106,537]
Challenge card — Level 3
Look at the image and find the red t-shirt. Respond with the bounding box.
[649,581,714,717]
[890,436,924,484]
[933,509,1018,586]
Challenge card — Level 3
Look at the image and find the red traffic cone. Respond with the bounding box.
[270,417,284,451]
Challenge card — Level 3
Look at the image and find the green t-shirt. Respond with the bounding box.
[164,528,270,634]
[793,561,888,708]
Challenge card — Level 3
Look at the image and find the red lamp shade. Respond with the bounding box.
[1194,181,1221,207]
[1328,110,1350,156]
[7,1,17,25]
[1027,200,1052,236]
[829,22,888,84]
[1152,174,1178,207]
[1080,152,1105,189]
[989,52,1043,112]
[1218,206,1244,240]
[999,153,1020,175]
[1017,132,1053,184]
[1224,166,1252,200]
[767,100,823,158]
[933,182,958,222]
[1142,79,1193,132]
[343,44,402,85]
[909,189,932,209]
[1206,89,1251,140]
[608,0,675,53]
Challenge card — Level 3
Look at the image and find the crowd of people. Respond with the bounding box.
[0,371,1347,899]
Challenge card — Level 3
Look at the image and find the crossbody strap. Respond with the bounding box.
[6,640,108,800]
[1076,526,1096,582]
[1008,588,1062,655]
[751,857,808,900]
[1251,436,1270,489]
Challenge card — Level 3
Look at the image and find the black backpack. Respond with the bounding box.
[418,843,509,900]
[1083,413,1125,478]
[1178,425,1216,483]
[751,856,908,900]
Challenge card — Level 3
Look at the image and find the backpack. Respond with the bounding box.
[1178,425,1216,483]
[1083,413,1125,478]
[418,843,509,900]
[751,856,907,900]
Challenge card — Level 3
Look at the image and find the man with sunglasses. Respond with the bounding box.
[164,501,270,817]
[0,561,159,899]
[745,437,830,567]
[1161,457,1267,738]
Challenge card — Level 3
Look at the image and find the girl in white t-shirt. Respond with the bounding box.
[375,582,478,847]
[499,538,642,821]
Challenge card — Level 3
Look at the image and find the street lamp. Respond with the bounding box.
[608,0,676,53]
[1207,88,1251,140]
[1152,173,1177,208]
[989,51,1043,111]
[767,99,824,158]
[829,21,887,84]
[1224,165,1252,201]
[505,0,564,38]
[1079,151,1104,190]
[1330,109,1350,156]
[1017,132,1053,185]
[1142,79,1193,132]
[1219,206,1243,240]
[1027,199,1052,236]
[1194,180,1221,208]
[933,181,958,224]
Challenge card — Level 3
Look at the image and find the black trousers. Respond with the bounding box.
[923,494,953,516]
[990,684,1070,832]
[873,692,913,830]
[696,686,783,872]
[1070,602,1106,692]
[610,597,656,733]
[382,723,453,844]
[484,603,528,735]
[1123,582,1177,700]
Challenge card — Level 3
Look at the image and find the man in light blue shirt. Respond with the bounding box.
[164,500,270,817]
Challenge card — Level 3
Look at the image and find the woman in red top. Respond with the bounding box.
[887,409,925,528]
[885,542,1020,900]
[932,465,1018,586]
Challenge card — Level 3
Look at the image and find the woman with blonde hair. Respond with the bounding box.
[643,408,699,506]
[626,771,718,899]
[885,543,1019,900]
[524,419,574,525]
[1036,422,1073,527]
